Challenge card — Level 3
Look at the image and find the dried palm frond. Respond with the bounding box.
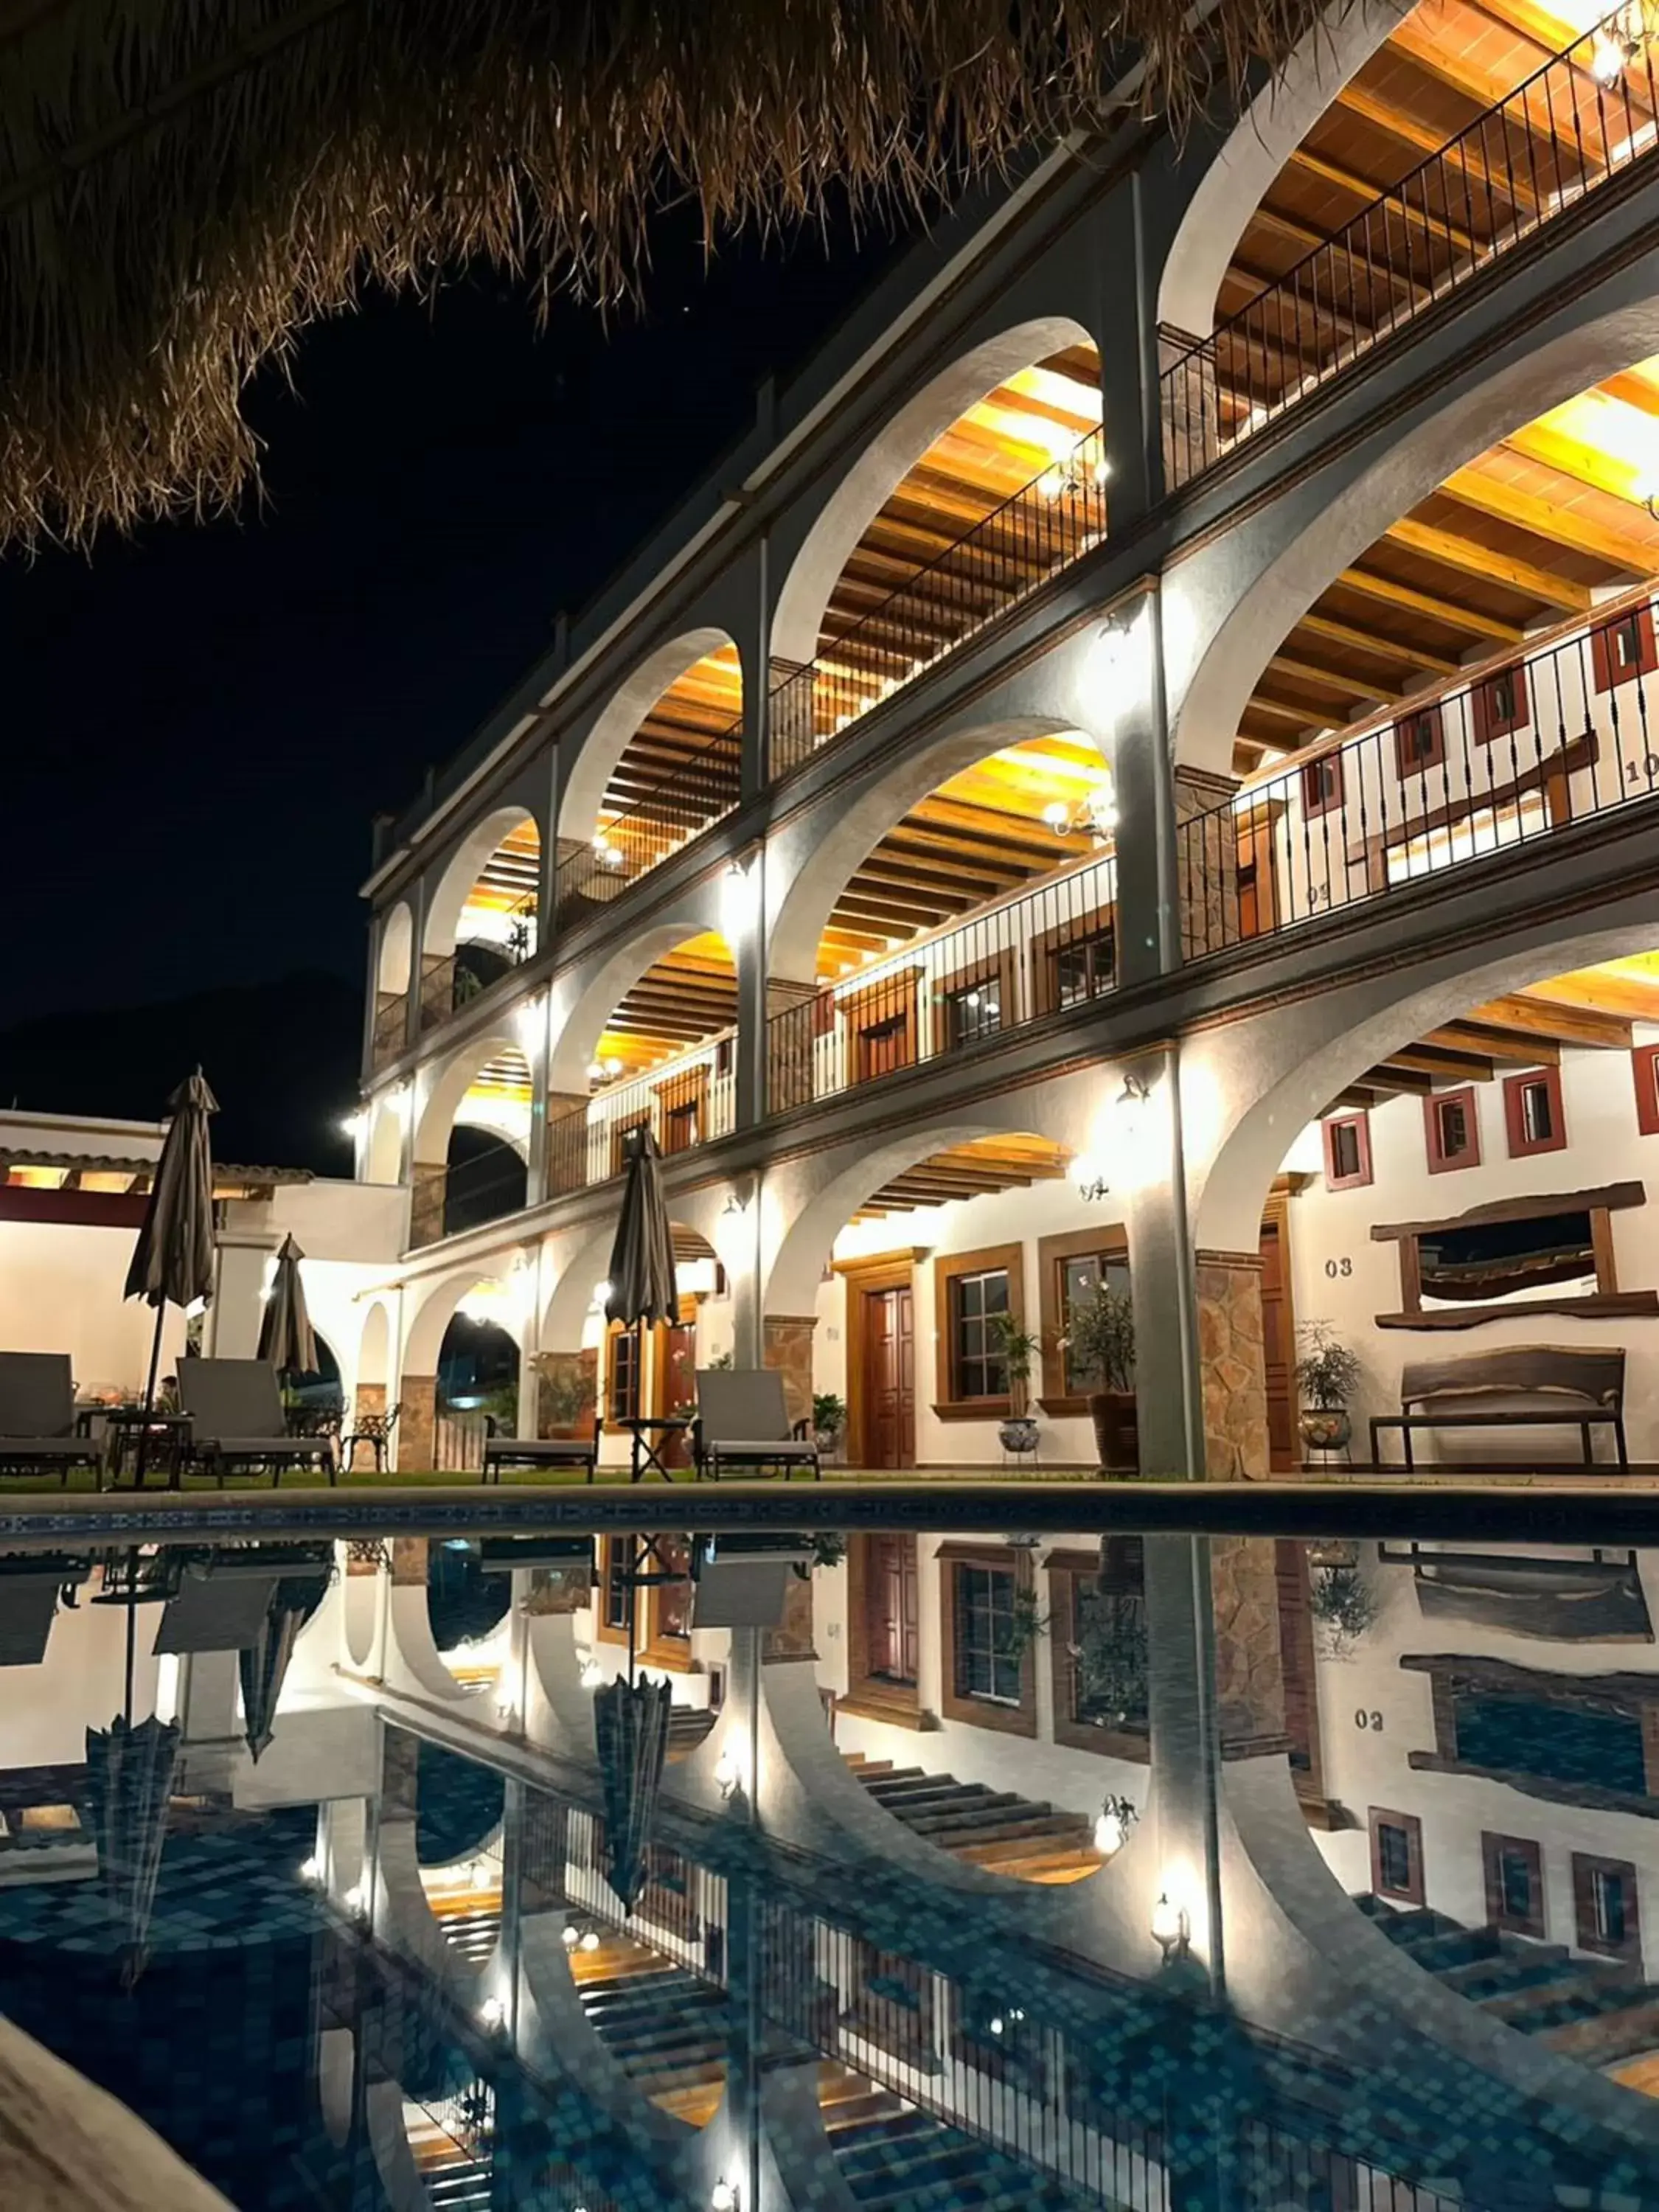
[0,0,1335,549]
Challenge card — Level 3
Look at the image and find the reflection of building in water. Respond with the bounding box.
[5,1528,1659,2207]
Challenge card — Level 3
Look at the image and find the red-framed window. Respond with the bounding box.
[1321,1111,1373,1192]
[1472,662,1531,746]
[1592,603,1659,693]
[1301,753,1344,818]
[1424,1085,1481,1174]
[1483,1832,1546,1940]
[1369,1807,1425,1906]
[1632,1043,1659,1137]
[1394,703,1444,776]
[1502,1065,1566,1158]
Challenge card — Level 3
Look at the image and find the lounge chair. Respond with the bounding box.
[481,1433,599,1484]
[0,1354,102,1488]
[693,1370,821,1483]
[176,1359,335,1486]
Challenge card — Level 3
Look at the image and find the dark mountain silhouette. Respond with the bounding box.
[0,971,364,1175]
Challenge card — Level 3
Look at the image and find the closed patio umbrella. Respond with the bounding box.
[124,1069,218,1486]
[592,1672,673,1916]
[238,1571,330,1761]
[86,1713,180,1989]
[604,1127,678,1477]
[257,1234,316,1379]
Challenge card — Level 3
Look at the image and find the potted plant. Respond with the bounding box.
[990,1315,1042,1458]
[1309,1559,1379,1658]
[813,1392,847,1458]
[535,1359,597,1440]
[1064,1284,1137,1473]
[995,1582,1050,1666]
[1295,1321,1363,1453]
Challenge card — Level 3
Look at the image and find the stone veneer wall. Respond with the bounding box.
[344,1382,385,1473]
[535,1349,598,1438]
[762,1315,816,1433]
[1210,1535,1289,1756]
[397,1377,437,1472]
[1174,763,1241,959]
[1195,1249,1270,1481]
[408,1164,446,1249]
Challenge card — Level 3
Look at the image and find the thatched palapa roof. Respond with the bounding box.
[0,0,1332,550]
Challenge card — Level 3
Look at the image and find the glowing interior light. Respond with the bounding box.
[1094,1808,1125,1854]
[580,1930,601,1953]
[479,1994,505,2031]
[561,1924,580,1950]
[1592,30,1630,82]
[1043,799,1070,832]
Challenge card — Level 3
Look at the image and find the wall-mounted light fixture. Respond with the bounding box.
[710,2183,740,2212]
[713,1745,747,1801]
[1592,2,1647,85]
[561,1923,581,1951]
[1117,1071,1152,1112]
[298,1856,321,1885]
[1093,1795,1138,1857]
[343,1883,368,1921]
[1151,1891,1189,1964]
[479,1994,506,2034]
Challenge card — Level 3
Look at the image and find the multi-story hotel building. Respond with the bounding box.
[347,0,1659,1478]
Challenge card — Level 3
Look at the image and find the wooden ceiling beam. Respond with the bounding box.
[1335,565,1526,644]
[1438,465,1655,575]
[1267,651,1413,705]
[1426,1021,1559,1066]
[1381,516,1593,613]
[1467,990,1633,1050]
[1335,81,1538,211]
[1386,1043,1497,1082]
[1522,972,1657,1024]
[1296,609,1464,678]
[1287,145,1481,260]
[1360,1064,1435,1096]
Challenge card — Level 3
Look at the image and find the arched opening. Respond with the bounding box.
[1191,928,1659,2028]
[549,931,739,1196]
[434,1287,522,1469]
[413,1043,532,1247]
[349,1301,394,1469]
[1161,0,1631,483]
[768,725,1119,1116]
[1178,343,1659,957]
[373,903,414,1066]
[421,808,541,1034]
[771,330,1103,773]
[553,636,743,931]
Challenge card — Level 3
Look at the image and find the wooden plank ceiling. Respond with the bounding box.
[462,818,540,922]
[817,732,1113,977]
[818,348,1103,659]
[853,1135,1071,1218]
[594,643,745,848]
[1209,0,1636,445]
[466,1046,534,1103]
[1327,962,1659,1113]
[1236,356,1659,773]
[596,932,739,1078]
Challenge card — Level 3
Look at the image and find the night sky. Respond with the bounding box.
[0,201,904,1037]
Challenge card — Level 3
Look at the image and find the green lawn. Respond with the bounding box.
[4,1460,1104,1499]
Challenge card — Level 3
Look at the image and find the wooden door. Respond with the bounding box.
[863,1287,915,1469]
[1259,1200,1297,1473]
[865,1534,919,1686]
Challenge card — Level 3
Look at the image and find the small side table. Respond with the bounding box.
[620,1415,692,1485]
[102,1408,192,1491]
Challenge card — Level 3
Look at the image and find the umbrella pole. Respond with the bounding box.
[123,1577,136,1724]
[130,1301,166,1492]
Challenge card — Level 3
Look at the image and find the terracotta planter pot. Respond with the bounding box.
[1299,1408,1352,1453]
[1089,1391,1138,1474]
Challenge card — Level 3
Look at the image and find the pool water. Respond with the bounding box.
[2,1514,1658,2210]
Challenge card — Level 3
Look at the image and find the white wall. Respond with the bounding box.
[1281,1034,1659,1461]
[1309,1541,1659,1978]
[0,1217,188,1399]
[815,1171,1122,1466]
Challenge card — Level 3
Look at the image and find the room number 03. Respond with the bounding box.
[1324,1257,1353,1279]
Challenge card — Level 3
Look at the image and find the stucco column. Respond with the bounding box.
[397,1378,437,1472]
[762,1315,815,1431]
[1092,181,1158,524]
[1122,1046,1206,1478]
[1105,582,1183,992]
[1195,1248,1270,1479]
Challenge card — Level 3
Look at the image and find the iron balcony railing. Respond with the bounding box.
[408,1145,529,1248]
[418,897,539,1036]
[766,855,1119,1116]
[1163,10,1659,487]
[546,1053,737,1196]
[372,990,409,1068]
[1179,591,1659,958]
[554,723,743,933]
[768,428,1110,779]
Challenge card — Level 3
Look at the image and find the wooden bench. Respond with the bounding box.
[1369,1346,1628,1470]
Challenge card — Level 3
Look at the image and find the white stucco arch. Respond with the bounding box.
[771,316,1096,669]
[357,1300,392,1390]
[1166,288,1659,773]
[767,712,1100,985]
[377,902,414,997]
[413,1031,524,1166]
[1156,0,1402,340]
[1189,917,1659,1253]
[546,889,737,1093]
[762,1093,1085,1316]
[402,1268,521,1380]
[424,803,542,961]
[557,625,737,852]
[538,1189,739,1354]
